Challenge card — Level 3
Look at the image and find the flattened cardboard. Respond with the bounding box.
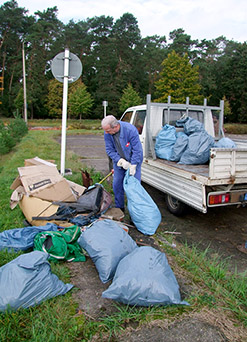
[24,156,56,167]
[19,195,59,226]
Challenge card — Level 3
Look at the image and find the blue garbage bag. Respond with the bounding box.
[214,137,236,148]
[123,170,161,235]
[0,251,73,311]
[78,219,137,283]
[170,132,189,162]
[102,246,189,307]
[0,223,58,252]
[179,131,215,164]
[155,124,177,160]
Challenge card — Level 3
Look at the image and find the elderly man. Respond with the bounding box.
[101,115,143,212]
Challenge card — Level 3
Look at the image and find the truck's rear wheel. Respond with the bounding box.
[165,194,187,216]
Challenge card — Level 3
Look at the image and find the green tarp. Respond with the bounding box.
[34,225,85,262]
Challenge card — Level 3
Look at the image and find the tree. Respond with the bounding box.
[155,50,204,104]
[167,28,198,59]
[0,0,33,116]
[45,79,63,118]
[68,80,93,120]
[25,7,64,118]
[119,83,142,112]
[138,35,167,95]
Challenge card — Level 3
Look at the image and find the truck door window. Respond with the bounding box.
[121,111,133,123]
[133,110,146,134]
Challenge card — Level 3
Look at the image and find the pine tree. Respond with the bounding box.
[68,80,94,120]
[119,84,142,112]
[155,50,204,104]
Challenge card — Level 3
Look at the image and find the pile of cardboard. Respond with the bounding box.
[10,157,86,226]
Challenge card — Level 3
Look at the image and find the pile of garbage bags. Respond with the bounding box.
[0,219,188,311]
[155,117,236,164]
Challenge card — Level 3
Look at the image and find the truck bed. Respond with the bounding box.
[143,148,247,186]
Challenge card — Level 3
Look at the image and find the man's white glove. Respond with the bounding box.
[117,158,131,170]
[129,164,137,176]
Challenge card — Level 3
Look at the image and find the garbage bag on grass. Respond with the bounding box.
[102,246,189,307]
[155,124,177,160]
[0,251,73,311]
[78,219,137,283]
[123,170,161,235]
[0,223,58,252]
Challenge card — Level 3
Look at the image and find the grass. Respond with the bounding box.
[0,125,246,341]
[224,123,247,134]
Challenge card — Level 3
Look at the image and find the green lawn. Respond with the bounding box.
[0,127,246,341]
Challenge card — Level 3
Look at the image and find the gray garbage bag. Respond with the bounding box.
[102,246,189,307]
[179,131,215,164]
[170,132,189,162]
[176,117,204,135]
[214,137,236,148]
[78,219,137,283]
[0,251,73,311]
[0,223,58,252]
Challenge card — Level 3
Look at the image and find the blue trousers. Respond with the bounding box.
[113,163,141,209]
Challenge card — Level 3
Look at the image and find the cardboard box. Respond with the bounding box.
[19,195,73,227]
[10,157,86,207]
[24,156,56,167]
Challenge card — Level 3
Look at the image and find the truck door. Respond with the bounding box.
[121,109,146,150]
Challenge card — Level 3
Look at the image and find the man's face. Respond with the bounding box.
[103,124,119,135]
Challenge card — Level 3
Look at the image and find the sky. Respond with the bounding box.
[1,0,247,43]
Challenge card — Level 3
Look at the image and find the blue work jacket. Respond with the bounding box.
[104,121,143,165]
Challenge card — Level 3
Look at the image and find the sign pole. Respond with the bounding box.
[60,48,70,176]
[51,49,82,176]
[102,100,108,118]
[22,42,28,123]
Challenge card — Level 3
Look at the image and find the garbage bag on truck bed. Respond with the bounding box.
[179,131,215,165]
[170,132,189,162]
[155,124,177,160]
[0,251,73,311]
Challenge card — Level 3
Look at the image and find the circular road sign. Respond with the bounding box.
[51,51,82,83]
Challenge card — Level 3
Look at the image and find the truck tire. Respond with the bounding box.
[165,194,187,216]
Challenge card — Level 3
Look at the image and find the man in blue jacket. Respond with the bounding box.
[101,115,143,212]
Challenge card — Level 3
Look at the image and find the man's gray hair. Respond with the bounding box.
[101,115,119,128]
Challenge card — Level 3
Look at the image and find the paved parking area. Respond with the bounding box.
[59,134,109,175]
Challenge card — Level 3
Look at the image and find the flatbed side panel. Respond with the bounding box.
[209,148,247,180]
[141,162,207,213]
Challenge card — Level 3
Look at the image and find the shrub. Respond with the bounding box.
[0,118,28,155]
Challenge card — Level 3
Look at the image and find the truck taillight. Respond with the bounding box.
[209,193,230,205]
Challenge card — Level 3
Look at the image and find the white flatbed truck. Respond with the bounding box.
[121,95,247,215]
